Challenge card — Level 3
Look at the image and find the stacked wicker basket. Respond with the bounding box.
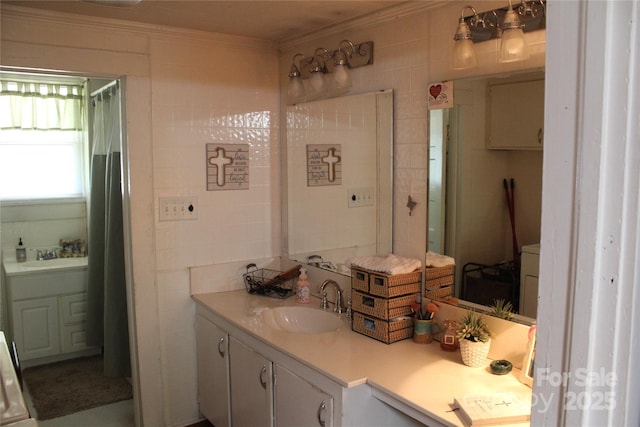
[424,264,455,300]
[351,267,421,344]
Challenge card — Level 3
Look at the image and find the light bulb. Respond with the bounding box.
[499,8,529,63]
[333,62,351,90]
[452,20,476,70]
[309,69,326,96]
[287,76,304,103]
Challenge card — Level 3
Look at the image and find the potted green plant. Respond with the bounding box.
[489,299,514,320]
[456,310,492,367]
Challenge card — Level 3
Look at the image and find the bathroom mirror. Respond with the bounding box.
[283,90,393,275]
[428,70,544,324]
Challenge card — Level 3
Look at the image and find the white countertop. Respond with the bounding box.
[193,290,532,427]
[2,257,88,277]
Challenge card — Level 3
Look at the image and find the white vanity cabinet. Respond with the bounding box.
[195,314,230,427]
[5,266,95,363]
[275,364,333,427]
[486,79,545,150]
[12,296,60,359]
[229,337,274,426]
[196,305,337,427]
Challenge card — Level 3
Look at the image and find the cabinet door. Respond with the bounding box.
[12,297,60,360]
[487,79,545,150]
[521,275,539,318]
[275,364,334,427]
[229,336,273,427]
[196,314,230,427]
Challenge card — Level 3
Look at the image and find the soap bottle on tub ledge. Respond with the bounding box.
[296,268,311,303]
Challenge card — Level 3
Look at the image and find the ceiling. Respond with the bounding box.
[3,0,417,42]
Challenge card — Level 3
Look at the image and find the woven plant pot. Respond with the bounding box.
[459,338,491,367]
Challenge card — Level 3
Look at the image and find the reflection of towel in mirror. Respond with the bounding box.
[426,251,455,268]
[347,253,421,275]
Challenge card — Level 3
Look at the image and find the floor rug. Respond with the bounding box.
[22,355,132,421]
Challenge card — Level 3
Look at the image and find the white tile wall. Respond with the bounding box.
[279,1,545,262]
[1,2,546,425]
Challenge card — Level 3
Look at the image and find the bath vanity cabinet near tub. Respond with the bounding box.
[3,257,97,365]
[194,291,533,427]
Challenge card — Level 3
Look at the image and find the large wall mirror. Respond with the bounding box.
[428,69,544,325]
[283,90,393,275]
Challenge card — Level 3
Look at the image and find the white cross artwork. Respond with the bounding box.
[307,144,342,186]
[206,143,250,190]
[322,147,341,183]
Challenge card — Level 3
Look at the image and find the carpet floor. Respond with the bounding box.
[22,355,132,421]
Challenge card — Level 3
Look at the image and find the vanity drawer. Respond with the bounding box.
[351,291,417,320]
[352,312,413,344]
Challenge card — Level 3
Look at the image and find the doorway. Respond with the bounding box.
[0,70,138,424]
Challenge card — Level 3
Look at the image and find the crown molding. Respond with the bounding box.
[0,4,277,52]
[278,1,449,50]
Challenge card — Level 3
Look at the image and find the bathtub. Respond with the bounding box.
[0,331,29,425]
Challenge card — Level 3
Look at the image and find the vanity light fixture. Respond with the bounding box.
[333,40,355,90]
[452,6,480,70]
[309,48,330,97]
[499,0,529,63]
[287,53,306,102]
[452,0,544,69]
[285,40,374,103]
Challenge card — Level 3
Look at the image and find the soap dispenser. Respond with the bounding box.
[296,268,311,304]
[16,238,26,263]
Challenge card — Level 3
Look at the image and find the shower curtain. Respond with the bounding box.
[86,81,131,378]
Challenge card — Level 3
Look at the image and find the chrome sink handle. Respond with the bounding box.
[320,280,346,314]
[320,292,329,310]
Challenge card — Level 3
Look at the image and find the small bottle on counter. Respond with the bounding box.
[296,268,311,304]
[16,238,26,263]
[440,320,459,351]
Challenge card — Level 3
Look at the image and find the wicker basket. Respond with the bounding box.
[425,285,454,300]
[352,312,413,344]
[425,274,454,289]
[351,269,370,293]
[351,291,417,320]
[426,264,455,280]
[368,270,421,298]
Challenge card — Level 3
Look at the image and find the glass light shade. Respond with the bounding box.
[499,27,529,63]
[499,8,529,63]
[453,38,477,70]
[287,76,304,102]
[309,70,326,96]
[333,62,352,90]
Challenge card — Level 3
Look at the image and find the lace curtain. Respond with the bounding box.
[0,80,83,130]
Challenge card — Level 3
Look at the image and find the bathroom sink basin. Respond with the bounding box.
[20,258,88,269]
[262,306,343,334]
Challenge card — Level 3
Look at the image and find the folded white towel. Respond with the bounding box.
[425,251,455,268]
[347,253,421,275]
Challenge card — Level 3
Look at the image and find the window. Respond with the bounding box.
[0,80,85,200]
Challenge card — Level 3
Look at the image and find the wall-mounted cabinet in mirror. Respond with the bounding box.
[283,90,393,275]
[428,70,543,325]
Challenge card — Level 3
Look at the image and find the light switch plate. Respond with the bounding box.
[159,197,198,221]
[347,187,375,208]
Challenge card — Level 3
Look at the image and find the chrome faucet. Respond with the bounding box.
[320,279,347,314]
[30,248,59,261]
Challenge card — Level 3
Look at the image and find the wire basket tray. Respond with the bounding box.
[243,264,297,299]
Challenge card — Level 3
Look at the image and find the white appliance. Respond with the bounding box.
[0,331,38,426]
[520,244,540,318]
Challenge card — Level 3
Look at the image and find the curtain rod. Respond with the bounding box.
[90,79,119,98]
